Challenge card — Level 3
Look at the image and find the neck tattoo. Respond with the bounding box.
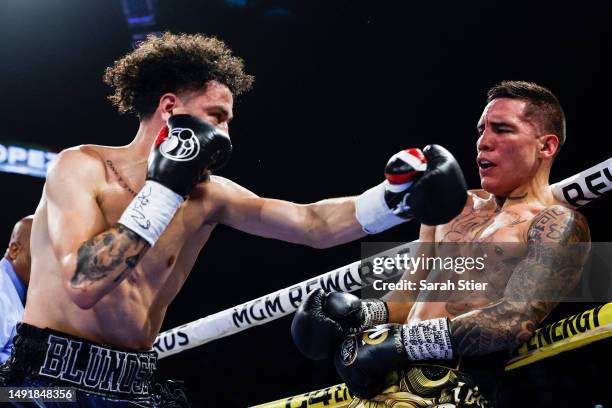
[106,160,138,197]
[507,192,528,200]
[494,192,528,211]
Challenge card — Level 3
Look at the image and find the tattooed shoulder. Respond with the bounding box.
[528,205,590,244]
[448,206,590,356]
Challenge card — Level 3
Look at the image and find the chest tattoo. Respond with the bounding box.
[106,160,137,197]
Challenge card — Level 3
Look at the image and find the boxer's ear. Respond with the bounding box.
[159,93,179,121]
[7,242,20,261]
[538,134,559,160]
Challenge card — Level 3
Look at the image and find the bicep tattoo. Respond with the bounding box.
[71,224,148,288]
[449,206,590,356]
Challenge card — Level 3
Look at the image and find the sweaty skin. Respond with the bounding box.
[387,97,591,357]
[409,190,590,356]
[24,81,365,350]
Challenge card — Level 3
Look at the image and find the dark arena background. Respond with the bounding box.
[1,0,611,407]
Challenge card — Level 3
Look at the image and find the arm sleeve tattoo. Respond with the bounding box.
[71,224,148,288]
[449,206,591,356]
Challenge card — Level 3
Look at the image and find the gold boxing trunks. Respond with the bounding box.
[348,364,491,408]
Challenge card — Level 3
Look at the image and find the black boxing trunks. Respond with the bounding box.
[347,353,506,408]
[0,323,189,407]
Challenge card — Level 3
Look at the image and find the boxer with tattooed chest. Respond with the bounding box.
[292,81,591,407]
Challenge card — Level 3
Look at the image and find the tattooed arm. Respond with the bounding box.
[46,149,149,309]
[449,205,591,356]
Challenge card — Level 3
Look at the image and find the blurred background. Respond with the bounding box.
[0,0,611,406]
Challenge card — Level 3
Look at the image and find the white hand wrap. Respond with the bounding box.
[360,300,389,330]
[355,181,408,234]
[402,318,454,360]
[118,180,184,247]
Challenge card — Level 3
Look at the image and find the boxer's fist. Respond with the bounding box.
[382,147,427,218]
[291,289,388,360]
[356,144,467,233]
[119,115,231,246]
[148,114,232,196]
[291,290,346,361]
[390,144,467,225]
[335,318,454,398]
[334,324,408,399]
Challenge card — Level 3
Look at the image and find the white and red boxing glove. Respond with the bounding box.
[356,145,467,233]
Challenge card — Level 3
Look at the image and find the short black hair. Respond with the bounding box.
[487,81,566,155]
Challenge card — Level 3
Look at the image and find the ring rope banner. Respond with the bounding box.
[505,302,612,370]
[252,384,353,408]
[154,157,611,359]
[154,259,365,357]
[250,302,612,408]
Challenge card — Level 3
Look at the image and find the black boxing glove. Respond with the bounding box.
[291,289,388,360]
[335,319,454,399]
[355,145,467,233]
[148,114,232,196]
[119,114,231,246]
[334,325,407,399]
[405,145,467,226]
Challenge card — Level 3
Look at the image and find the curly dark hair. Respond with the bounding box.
[103,32,254,118]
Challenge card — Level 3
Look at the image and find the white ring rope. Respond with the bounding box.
[154,157,612,359]
[154,258,365,358]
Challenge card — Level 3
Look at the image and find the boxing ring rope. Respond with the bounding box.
[153,257,365,358]
[154,157,612,359]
